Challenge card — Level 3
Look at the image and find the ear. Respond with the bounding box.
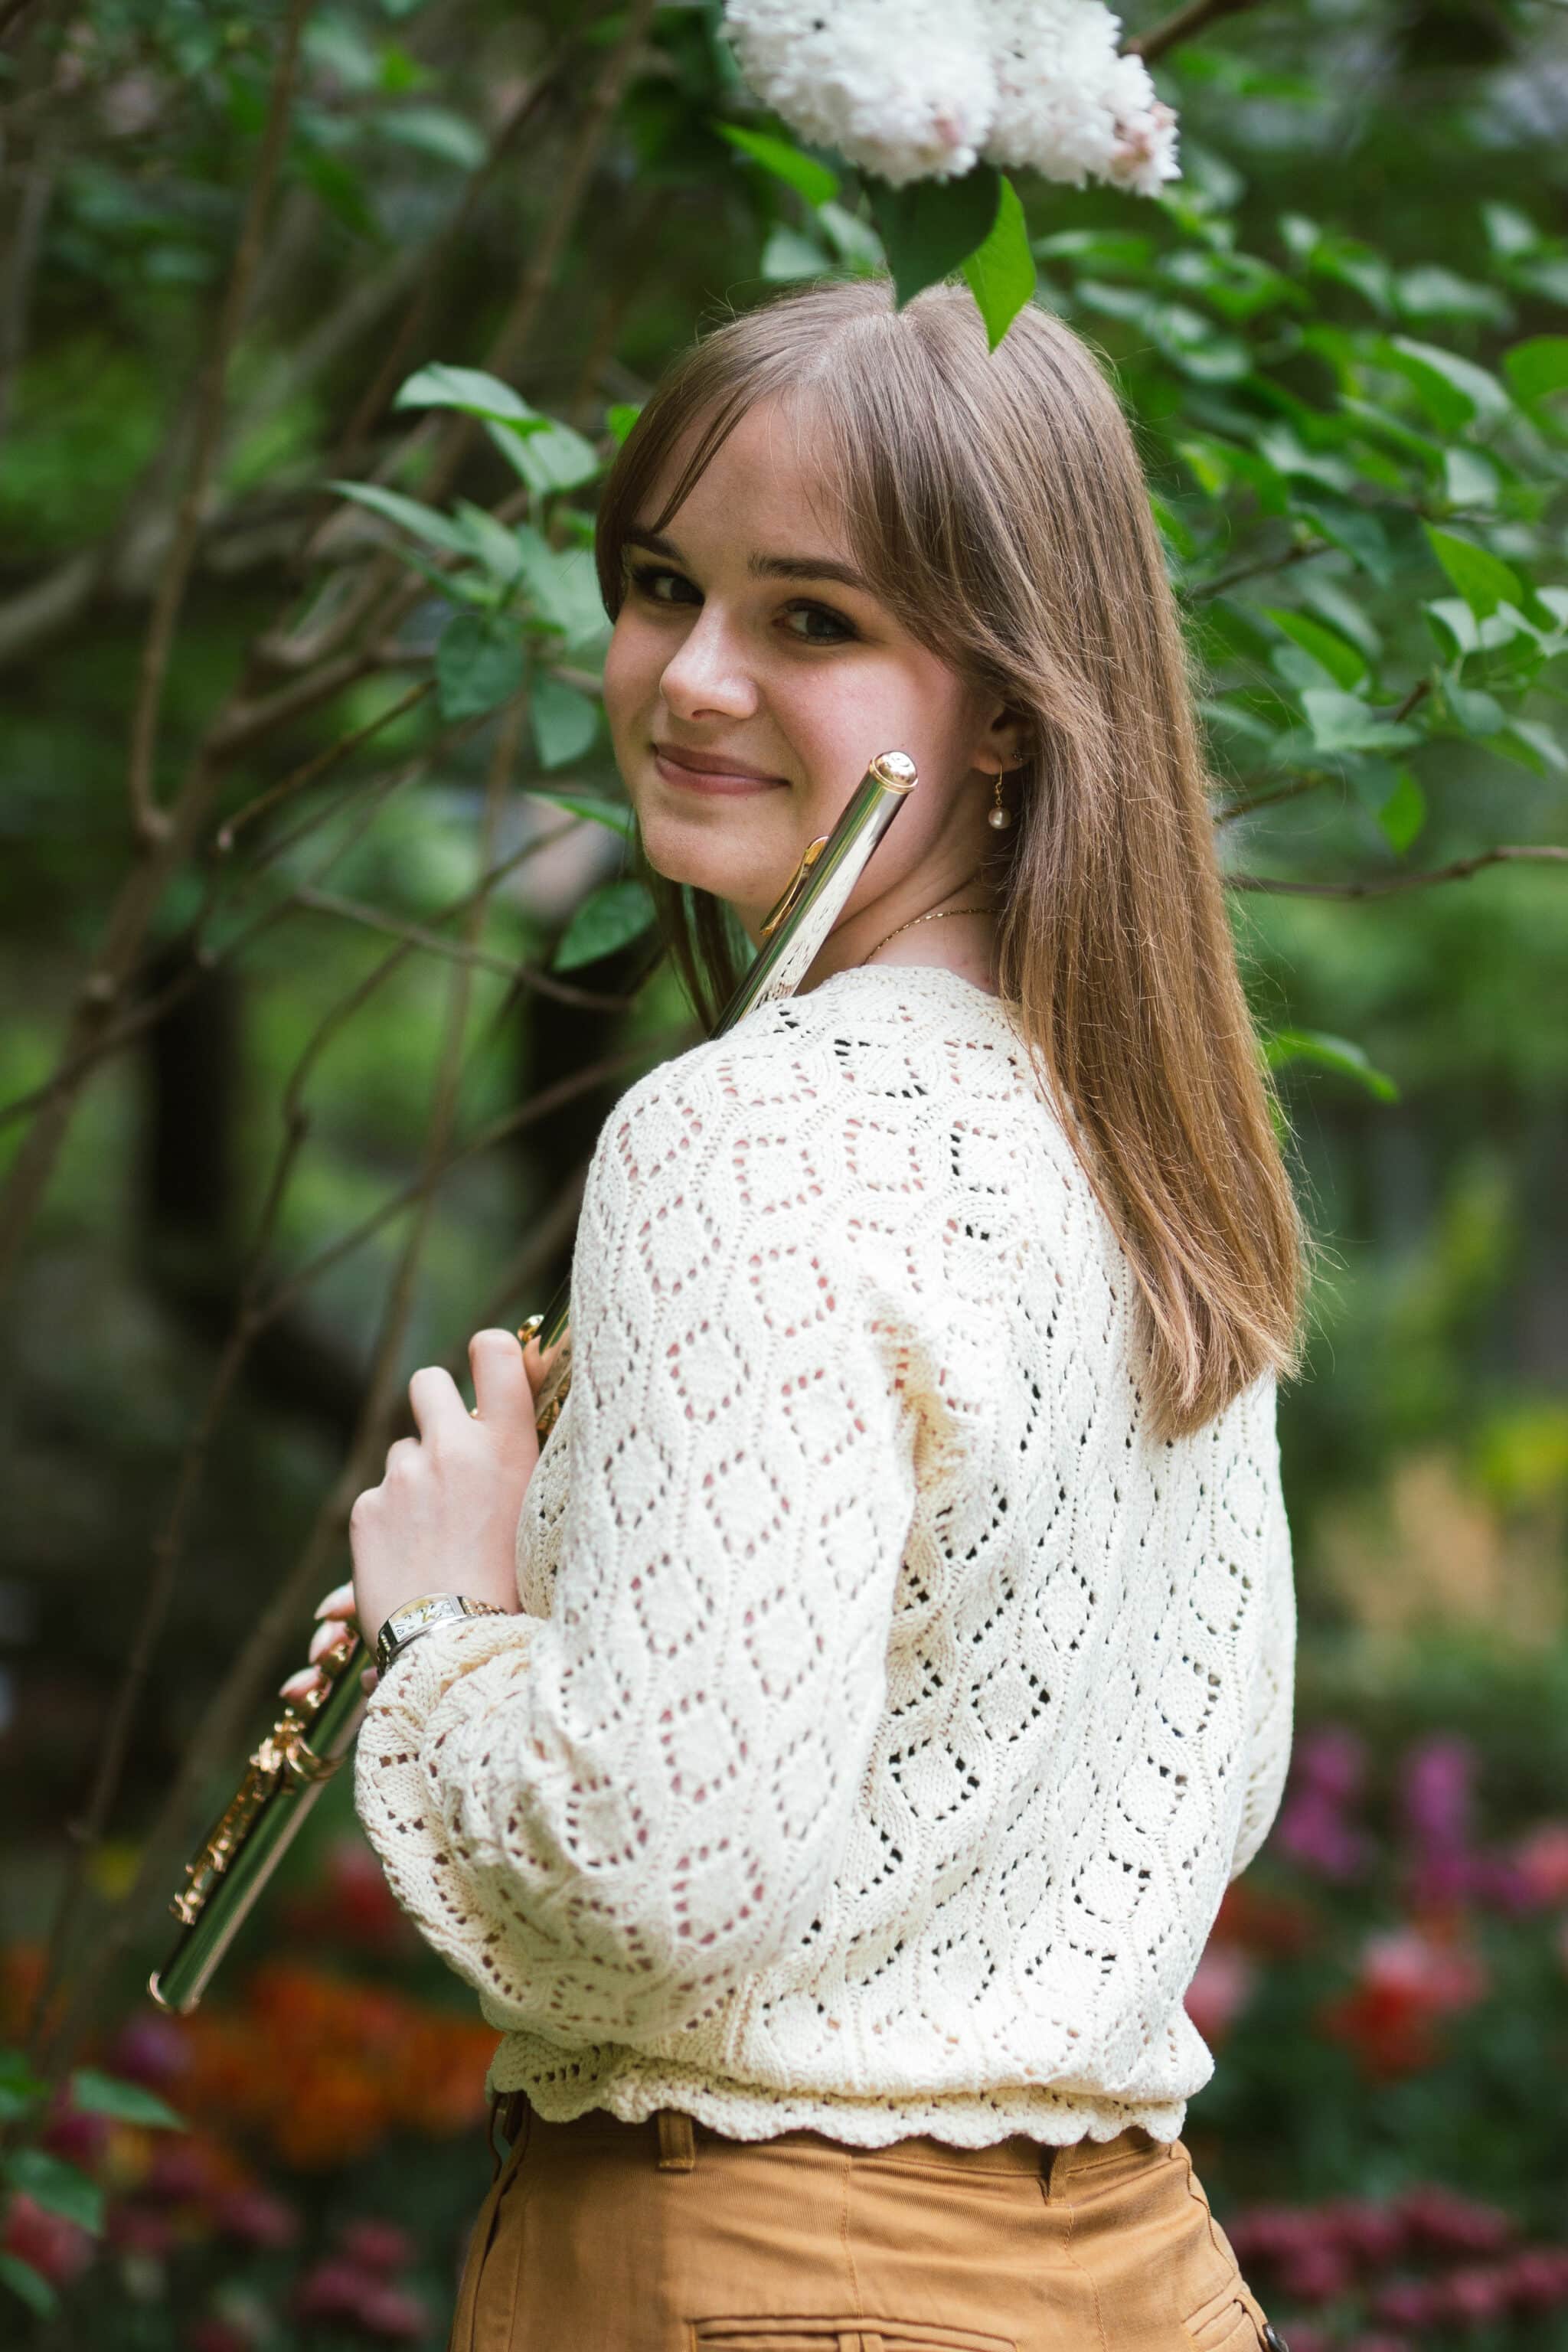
[971,704,1031,774]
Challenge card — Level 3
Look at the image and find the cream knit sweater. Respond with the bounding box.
[354,962,1295,2150]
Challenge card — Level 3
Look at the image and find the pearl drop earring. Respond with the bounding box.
[987,758,1017,831]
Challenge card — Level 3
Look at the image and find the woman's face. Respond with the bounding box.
[601,396,1019,950]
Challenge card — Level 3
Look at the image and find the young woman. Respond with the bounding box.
[304,274,1305,2352]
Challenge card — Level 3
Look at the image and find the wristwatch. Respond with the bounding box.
[374,1592,508,1676]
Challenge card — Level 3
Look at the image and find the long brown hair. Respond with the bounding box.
[593,274,1307,1441]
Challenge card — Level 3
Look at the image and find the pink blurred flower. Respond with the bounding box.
[1395,2182,1514,2256]
[1274,2238,1357,2303]
[187,2322,257,2352]
[1315,2195,1409,2269]
[2,2191,96,2286]
[1498,2246,1568,2309]
[1275,1724,1375,1880]
[1432,2263,1515,2325]
[1185,1943,1256,2047]
[1344,2337,1414,2352]
[108,2203,178,2258]
[1512,1822,1568,1907]
[210,2187,300,2249]
[1368,2278,1442,2329]
[335,2216,416,2272]
[41,2102,111,2169]
[292,2258,430,2341]
[109,2013,192,2090]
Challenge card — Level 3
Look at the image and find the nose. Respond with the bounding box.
[658,600,758,723]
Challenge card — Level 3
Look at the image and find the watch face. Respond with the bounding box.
[407,1599,442,1628]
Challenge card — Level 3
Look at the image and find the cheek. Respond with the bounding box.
[600,617,646,734]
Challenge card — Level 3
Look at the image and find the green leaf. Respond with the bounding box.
[0,2252,57,2318]
[1421,597,1526,660]
[376,103,486,170]
[525,789,635,839]
[70,2069,185,2131]
[1289,494,1393,583]
[1263,608,1367,689]
[1034,228,1155,274]
[1264,1027,1399,1102]
[552,878,657,971]
[449,500,526,586]
[529,673,599,769]
[1491,719,1568,776]
[962,176,1035,351]
[712,121,838,206]
[1424,526,1524,621]
[486,414,602,497]
[1442,678,1507,735]
[866,165,1001,309]
[0,2049,47,2125]
[327,479,468,556]
[5,2149,106,2234]
[816,201,884,273]
[1145,302,1250,383]
[1302,688,1422,755]
[514,530,609,650]
[1504,336,1568,404]
[1441,446,1499,510]
[760,224,831,282]
[1381,335,1510,430]
[435,612,524,719]
[1374,767,1426,852]
[394,364,534,423]
[605,403,642,448]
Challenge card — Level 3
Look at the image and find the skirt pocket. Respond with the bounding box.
[689,2318,1017,2351]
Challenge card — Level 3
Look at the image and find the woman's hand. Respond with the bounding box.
[282,1327,547,1706]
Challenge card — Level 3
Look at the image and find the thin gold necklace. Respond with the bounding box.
[864,905,991,965]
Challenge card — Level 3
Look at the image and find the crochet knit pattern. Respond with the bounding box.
[354,962,1295,2149]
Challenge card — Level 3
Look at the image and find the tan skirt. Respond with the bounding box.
[446,2092,1288,2352]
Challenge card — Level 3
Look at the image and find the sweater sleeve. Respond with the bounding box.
[353,1047,922,2047]
[1227,1426,1296,1883]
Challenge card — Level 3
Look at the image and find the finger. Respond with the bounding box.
[280,1666,324,1704]
[408,1364,468,1443]
[314,1580,356,1621]
[308,1619,351,1665]
[519,1324,567,1403]
[470,1328,530,1426]
[360,1664,381,1697]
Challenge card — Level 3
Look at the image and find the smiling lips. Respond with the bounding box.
[653,740,787,794]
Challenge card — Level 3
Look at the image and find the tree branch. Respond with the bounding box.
[1226,845,1567,897]
[1125,0,1268,67]
[124,0,310,845]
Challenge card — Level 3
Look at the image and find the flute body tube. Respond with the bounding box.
[149,751,918,2015]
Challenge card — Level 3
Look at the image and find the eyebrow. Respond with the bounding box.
[621,526,875,598]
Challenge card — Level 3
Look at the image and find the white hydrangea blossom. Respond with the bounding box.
[722,0,1179,196]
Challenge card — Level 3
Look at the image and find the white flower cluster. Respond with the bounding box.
[721,0,1179,196]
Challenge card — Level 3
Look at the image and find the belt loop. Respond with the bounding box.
[656,2109,697,2171]
[1042,2137,1070,2202]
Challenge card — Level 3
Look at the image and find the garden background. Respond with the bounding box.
[1,0,1566,2345]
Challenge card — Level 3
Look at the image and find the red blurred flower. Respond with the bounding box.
[1318,1922,1488,2079]
[1368,2278,1442,2329]
[187,2321,258,2352]
[2,2191,96,2287]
